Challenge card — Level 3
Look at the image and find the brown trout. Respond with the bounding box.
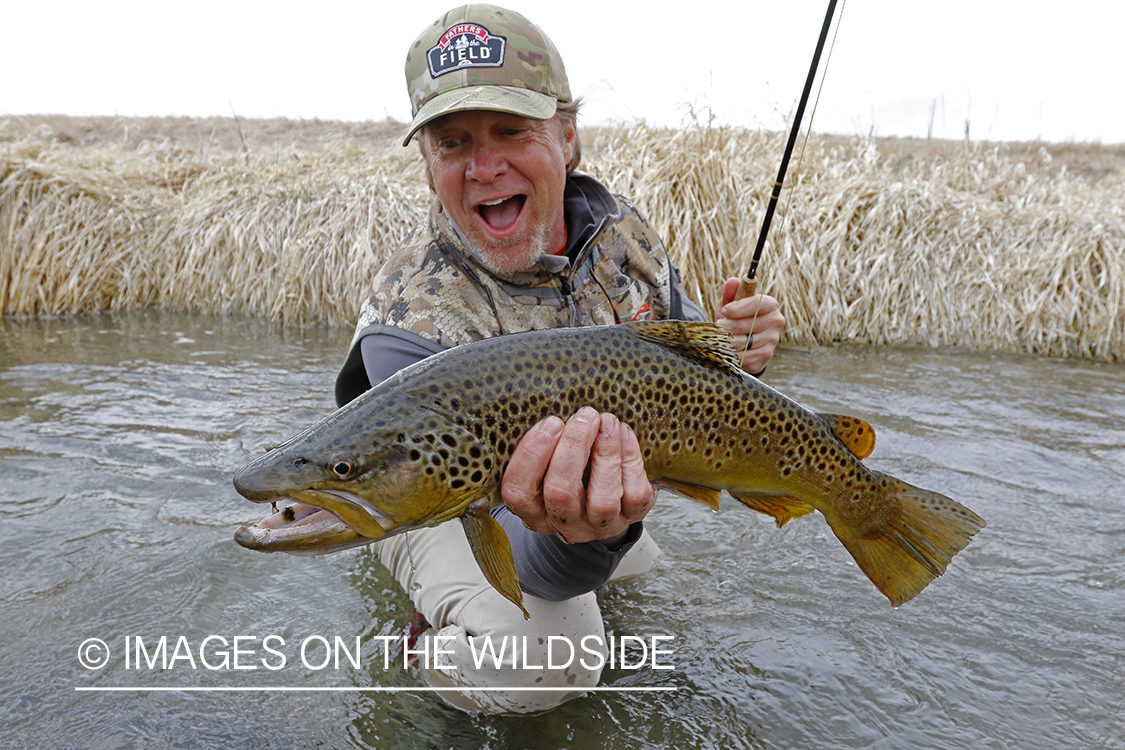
[233,321,984,616]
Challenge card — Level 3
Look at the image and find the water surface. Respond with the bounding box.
[1,311,1121,749]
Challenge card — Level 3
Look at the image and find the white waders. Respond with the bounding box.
[375,521,661,714]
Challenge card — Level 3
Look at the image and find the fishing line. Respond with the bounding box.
[405,531,417,574]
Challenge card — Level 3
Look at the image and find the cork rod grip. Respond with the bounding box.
[735,276,758,301]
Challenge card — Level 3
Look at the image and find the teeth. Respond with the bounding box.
[480,198,508,206]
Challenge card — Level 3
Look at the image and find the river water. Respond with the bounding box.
[1,311,1121,750]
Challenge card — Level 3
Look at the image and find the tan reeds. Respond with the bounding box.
[2,114,1123,360]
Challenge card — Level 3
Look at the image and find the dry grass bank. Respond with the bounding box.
[2,114,1122,360]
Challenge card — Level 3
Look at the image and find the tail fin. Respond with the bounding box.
[829,475,985,607]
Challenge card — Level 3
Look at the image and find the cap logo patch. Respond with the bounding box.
[427,24,506,78]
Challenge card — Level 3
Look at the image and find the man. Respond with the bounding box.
[335,4,784,713]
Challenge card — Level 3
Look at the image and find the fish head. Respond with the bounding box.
[233,403,498,555]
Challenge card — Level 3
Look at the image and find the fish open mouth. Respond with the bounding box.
[234,491,396,555]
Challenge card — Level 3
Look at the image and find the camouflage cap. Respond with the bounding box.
[402,4,571,146]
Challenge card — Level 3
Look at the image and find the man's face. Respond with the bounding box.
[421,110,574,276]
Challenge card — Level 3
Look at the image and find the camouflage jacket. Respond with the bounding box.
[335,173,687,405]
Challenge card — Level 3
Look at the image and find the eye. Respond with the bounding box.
[327,455,358,480]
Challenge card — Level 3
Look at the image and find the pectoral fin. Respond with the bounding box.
[730,491,816,527]
[461,502,531,620]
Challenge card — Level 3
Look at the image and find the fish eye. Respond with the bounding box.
[327,455,357,480]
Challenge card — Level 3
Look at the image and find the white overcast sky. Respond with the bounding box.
[4,0,1123,144]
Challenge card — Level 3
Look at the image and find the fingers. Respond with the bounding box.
[719,276,741,310]
[500,407,656,545]
[584,413,625,530]
[717,291,782,334]
[500,414,565,534]
[540,407,602,539]
[716,286,785,375]
[619,423,656,522]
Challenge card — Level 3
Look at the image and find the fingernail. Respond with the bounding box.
[539,416,564,437]
[573,406,598,424]
[600,412,616,436]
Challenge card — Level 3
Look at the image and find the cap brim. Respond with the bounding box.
[402,85,558,146]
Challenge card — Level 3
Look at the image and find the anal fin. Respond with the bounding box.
[730,491,816,528]
[461,503,530,620]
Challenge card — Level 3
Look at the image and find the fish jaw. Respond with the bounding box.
[232,485,400,554]
[233,451,397,539]
[234,501,372,555]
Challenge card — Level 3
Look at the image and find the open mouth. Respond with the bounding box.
[234,491,396,555]
[235,500,361,554]
[476,195,526,232]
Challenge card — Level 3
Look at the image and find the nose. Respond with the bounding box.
[465,142,508,182]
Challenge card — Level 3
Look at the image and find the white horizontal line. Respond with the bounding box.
[75,686,677,693]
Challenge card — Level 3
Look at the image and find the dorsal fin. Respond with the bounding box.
[824,414,877,459]
[621,321,743,378]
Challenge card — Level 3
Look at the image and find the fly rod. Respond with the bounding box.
[736,0,840,301]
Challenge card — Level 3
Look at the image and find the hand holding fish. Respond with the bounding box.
[716,277,785,376]
[501,406,656,547]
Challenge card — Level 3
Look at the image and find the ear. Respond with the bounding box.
[559,117,576,164]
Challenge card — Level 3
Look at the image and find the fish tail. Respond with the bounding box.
[832,475,985,607]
